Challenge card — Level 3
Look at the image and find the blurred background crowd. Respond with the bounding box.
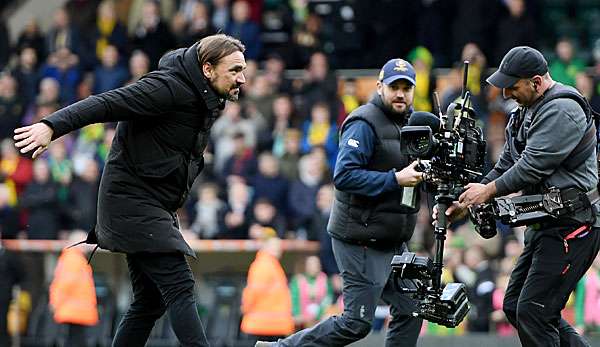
[2,0,600,345]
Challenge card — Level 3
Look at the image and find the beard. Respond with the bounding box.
[209,73,240,101]
[383,98,410,117]
[226,88,240,101]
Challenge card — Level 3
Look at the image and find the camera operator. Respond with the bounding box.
[444,46,600,346]
[256,59,424,347]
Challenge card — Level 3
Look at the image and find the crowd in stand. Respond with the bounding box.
[2,0,600,338]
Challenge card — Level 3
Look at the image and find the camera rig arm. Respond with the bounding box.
[470,187,600,238]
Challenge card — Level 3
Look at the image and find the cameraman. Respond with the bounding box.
[448,46,600,346]
[256,59,424,347]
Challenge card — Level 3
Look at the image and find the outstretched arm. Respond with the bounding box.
[14,75,176,159]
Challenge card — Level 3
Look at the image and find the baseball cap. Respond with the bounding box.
[378,58,416,86]
[487,46,548,88]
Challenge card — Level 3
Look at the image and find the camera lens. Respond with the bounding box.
[476,222,497,239]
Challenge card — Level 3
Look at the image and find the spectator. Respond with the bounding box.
[49,231,99,347]
[126,50,150,85]
[266,94,298,157]
[0,184,19,239]
[45,7,80,56]
[96,127,116,168]
[76,73,94,103]
[190,183,225,239]
[226,0,262,60]
[456,245,495,332]
[408,46,436,113]
[19,160,60,240]
[241,237,294,342]
[494,0,536,65]
[211,102,258,174]
[549,38,586,87]
[15,18,46,62]
[0,74,25,140]
[211,0,231,32]
[295,52,338,119]
[277,128,302,182]
[338,78,360,125]
[222,132,258,186]
[252,152,289,215]
[291,13,324,68]
[244,74,276,126]
[127,0,176,35]
[289,255,333,329]
[47,137,73,204]
[461,42,488,98]
[311,184,338,275]
[67,158,100,232]
[36,77,61,106]
[131,0,175,69]
[177,1,215,48]
[288,153,325,235]
[40,48,81,105]
[93,45,128,94]
[451,0,501,64]
[177,0,201,22]
[491,273,514,336]
[248,198,286,239]
[91,0,128,63]
[12,47,39,107]
[219,180,252,239]
[575,72,600,113]
[28,100,59,127]
[0,236,25,347]
[263,53,294,95]
[574,254,600,335]
[301,101,338,168]
[0,21,9,70]
[0,139,33,204]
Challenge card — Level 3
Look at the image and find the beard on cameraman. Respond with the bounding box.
[446,46,600,347]
[255,59,424,347]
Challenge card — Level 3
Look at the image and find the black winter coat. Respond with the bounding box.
[42,43,224,257]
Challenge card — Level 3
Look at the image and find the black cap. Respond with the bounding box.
[487,46,548,88]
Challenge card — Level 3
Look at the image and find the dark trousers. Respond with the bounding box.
[503,224,600,347]
[276,239,422,347]
[112,252,209,347]
[0,299,10,347]
[65,323,88,347]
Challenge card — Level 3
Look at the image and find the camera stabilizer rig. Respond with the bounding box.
[391,184,470,328]
[391,61,487,328]
[469,187,600,239]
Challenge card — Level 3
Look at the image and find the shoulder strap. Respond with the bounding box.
[531,91,598,171]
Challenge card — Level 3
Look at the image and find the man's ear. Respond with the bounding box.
[376,81,383,96]
[202,62,213,79]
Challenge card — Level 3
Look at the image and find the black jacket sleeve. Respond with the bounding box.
[42,75,175,140]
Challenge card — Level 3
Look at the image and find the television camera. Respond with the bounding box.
[391,61,487,328]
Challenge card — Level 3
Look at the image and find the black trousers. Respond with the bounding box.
[503,224,600,347]
[0,298,10,347]
[112,252,209,347]
[275,239,422,347]
[64,323,88,347]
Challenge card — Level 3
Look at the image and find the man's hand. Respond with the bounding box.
[13,123,54,159]
[395,161,424,187]
[458,182,496,206]
[432,201,469,225]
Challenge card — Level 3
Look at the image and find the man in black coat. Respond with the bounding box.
[13,34,247,347]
